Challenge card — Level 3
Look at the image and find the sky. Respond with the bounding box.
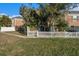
[0,3,79,17]
[0,3,39,17]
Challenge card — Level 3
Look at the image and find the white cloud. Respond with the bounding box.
[11,15,22,18]
[0,13,22,19]
[0,13,8,16]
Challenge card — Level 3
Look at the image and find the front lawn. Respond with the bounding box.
[0,34,79,56]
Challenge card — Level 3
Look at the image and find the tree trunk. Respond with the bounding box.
[53,22,55,32]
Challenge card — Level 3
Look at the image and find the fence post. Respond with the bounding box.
[37,31,38,37]
[27,30,29,37]
[27,26,30,37]
[51,31,52,38]
[65,32,67,38]
[76,32,77,38]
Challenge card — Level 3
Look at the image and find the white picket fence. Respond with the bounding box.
[27,31,79,38]
[0,27,15,32]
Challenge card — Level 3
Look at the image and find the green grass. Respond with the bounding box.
[0,37,79,56]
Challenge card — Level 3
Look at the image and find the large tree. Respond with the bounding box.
[19,4,35,27]
[19,3,77,32]
[33,3,77,31]
[19,4,38,31]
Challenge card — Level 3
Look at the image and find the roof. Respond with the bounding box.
[12,16,23,19]
[68,11,79,14]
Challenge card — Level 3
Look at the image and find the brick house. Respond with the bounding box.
[65,11,79,32]
[12,16,25,30]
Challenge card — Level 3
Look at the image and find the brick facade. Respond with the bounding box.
[12,17,25,27]
[65,11,79,31]
[65,12,79,27]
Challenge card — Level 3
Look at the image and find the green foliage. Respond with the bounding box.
[0,15,12,27]
[20,4,38,28]
[0,16,2,29]
[17,23,27,35]
[56,19,69,31]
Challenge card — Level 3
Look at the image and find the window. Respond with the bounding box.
[77,16,79,20]
[72,16,78,20]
